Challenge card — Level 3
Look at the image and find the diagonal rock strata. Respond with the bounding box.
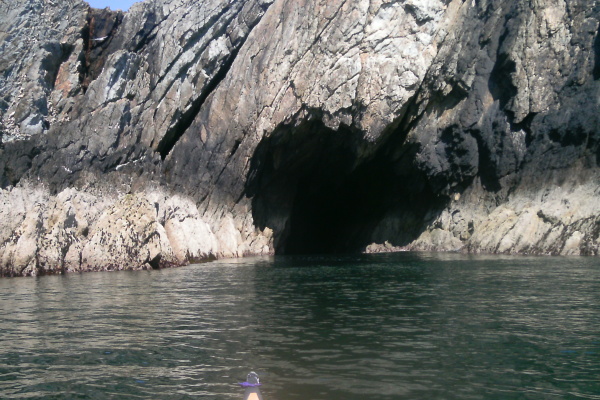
[1,0,599,276]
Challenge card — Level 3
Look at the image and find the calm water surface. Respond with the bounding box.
[0,253,599,399]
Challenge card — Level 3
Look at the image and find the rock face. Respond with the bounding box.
[1,0,599,276]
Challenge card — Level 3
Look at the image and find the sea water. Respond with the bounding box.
[1,252,599,399]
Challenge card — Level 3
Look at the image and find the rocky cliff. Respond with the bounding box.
[1,0,599,276]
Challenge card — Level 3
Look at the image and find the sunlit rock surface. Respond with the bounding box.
[1,0,599,276]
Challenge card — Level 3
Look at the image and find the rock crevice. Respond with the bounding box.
[1,0,600,276]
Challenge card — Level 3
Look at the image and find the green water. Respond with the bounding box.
[1,253,599,399]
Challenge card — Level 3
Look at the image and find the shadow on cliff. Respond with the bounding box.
[244,116,447,255]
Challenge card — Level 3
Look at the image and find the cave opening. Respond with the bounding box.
[246,118,436,255]
[283,157,394,254]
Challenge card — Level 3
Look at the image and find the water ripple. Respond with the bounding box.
[0,253,599,399]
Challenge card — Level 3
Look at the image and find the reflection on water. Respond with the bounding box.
[1,253,599,399]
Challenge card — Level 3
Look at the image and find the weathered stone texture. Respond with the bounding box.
[1,0,599,275]
[0,0,89,141]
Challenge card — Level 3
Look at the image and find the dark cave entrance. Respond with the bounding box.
[284,174,358,254]
[283,161,393,254]
[245,118,438,255]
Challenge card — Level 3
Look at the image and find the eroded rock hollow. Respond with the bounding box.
[1,0,599,276]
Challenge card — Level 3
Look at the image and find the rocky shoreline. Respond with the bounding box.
[1,0,599,276]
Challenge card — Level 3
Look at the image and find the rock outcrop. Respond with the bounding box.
[1,0,599,276]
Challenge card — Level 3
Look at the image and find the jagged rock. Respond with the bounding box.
[1,0,599,276]
[0,185,110,276]
[80,193,178,271]
[365,241,407,254]
[0,0,88,141]
[0,184,238,276]
[160,194,219,263]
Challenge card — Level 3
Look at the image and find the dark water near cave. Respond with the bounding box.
[1,253,599,400]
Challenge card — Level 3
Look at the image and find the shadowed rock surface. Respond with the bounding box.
[1,0,599,276]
